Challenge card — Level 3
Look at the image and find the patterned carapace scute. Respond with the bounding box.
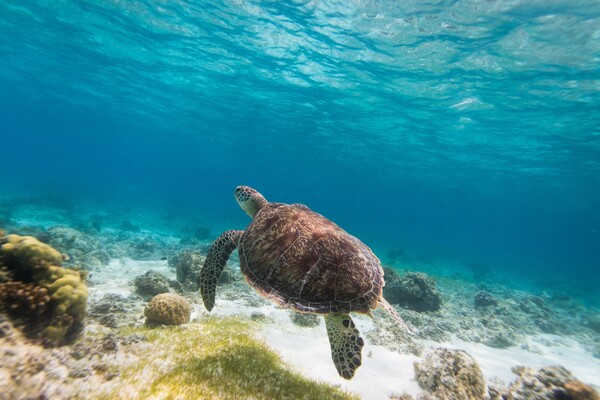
[239,203,384,315]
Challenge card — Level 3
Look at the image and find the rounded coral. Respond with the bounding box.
[144,293,191,326]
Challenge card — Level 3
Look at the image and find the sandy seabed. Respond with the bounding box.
[88,258,600,399]
[1,200,599,399]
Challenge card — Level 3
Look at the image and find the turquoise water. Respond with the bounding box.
[1,1,599,301]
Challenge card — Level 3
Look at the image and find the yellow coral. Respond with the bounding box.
[0,233,87,345]
[564,380,600,400]
[44,321,71,343]
[1,234,64,266]
[42,266,87,344]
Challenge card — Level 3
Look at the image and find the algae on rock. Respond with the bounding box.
[384,269,443,312]
[414,347,486,400]
[133,270,172,298]
[490,365,600,400]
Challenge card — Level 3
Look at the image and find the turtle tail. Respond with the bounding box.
[200,230,244,311]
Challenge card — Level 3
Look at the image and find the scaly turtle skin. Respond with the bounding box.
[200,186,409,379]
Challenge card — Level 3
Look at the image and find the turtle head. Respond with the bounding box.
[235,186,268,218]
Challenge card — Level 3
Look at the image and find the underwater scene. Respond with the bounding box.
[1,0,600,399]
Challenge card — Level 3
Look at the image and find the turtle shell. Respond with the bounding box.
[238,202,384,315]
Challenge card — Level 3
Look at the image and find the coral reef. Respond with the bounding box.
[3,309,356,400]
[2,233,65,267]
[3,200,600,399]
[179,224,212,242]
[172,250,205,290]
[101,235,154,261]
[474,290,497,308]
[518,296,567,334]
[414,347,486,400]
[83,249,111,267]
[171,250,234,291]
[0,233,87,345]
[1,310,357,400]
[7,225,51,243]
[384,269,443,312]
[144,293,191,326]
[47,226,104,268]
[133,270,172,298]
[131,239,156,259]
[388,276,595,351]
[0,281,51,316]
[0,311,143,399]
[489,365,599,400]
[0,314,71,399]
[367,308,421,355]
[88,293,142,328]
[221,279,271,307]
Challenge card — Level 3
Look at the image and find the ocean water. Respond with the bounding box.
[1,0,600,300]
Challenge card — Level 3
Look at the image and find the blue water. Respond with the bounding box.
[1,1,599,301]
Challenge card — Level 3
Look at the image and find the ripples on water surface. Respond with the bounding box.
[1,0,599,299]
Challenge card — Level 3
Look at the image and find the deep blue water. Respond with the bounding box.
[1,1,599,301]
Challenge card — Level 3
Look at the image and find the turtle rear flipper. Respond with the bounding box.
[200,230,244,311]
[324,313,364,379]
[379,297,416,334]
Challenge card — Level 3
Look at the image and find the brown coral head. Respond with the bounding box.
[9,257,52,284]
[0,265,12,283]
[144,293,191,326]
[43,314,76,346]
[0,281,51,316]
[54,314,74,328]
[563,380,600,400]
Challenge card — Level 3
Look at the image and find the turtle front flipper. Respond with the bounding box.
[324,313,364,379]
[200,230,244,311]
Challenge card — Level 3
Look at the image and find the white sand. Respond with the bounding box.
[439,334,600,388]
[206,298,421,399]
[87,257,174,300]
[260,323,600,399]
[207,295,600,399]
[262,323,421,399]
[87,258,600,399]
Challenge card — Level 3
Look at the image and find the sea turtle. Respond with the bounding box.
[200,186,409,379]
